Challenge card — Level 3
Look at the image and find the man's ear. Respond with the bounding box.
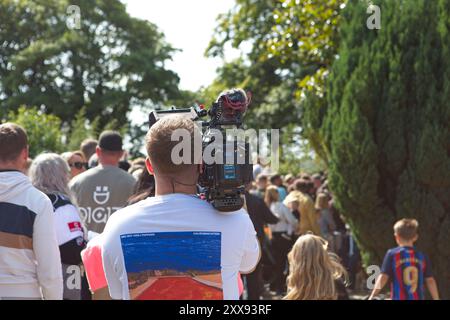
[95,146,101,157]
[22,146,29,162]
[19,147,29,172]
[145,157,154,175]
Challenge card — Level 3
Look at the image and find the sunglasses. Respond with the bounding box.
[69,162,88,170]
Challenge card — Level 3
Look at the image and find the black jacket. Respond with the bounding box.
[244,191,279,240]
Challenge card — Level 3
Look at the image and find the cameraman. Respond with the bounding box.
[101,115,260,300]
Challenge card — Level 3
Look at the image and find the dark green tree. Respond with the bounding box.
[324,0,450,298]
[0,0,180,130]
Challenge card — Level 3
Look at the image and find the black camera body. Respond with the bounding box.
[148,89,253,212]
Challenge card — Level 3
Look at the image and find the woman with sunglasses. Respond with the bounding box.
[61,151,87,178]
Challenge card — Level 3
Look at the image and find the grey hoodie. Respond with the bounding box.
[0,170,63,299]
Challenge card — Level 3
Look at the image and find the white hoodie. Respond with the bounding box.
[0,170,63,299]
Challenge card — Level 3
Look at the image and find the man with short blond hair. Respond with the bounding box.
[146,115,198,176]
[0,123,63,300]
[101,115,260,300]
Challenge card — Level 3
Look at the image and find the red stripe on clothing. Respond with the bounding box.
[394,251,406,300]
[409,249,419,300]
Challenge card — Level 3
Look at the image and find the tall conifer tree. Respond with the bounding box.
[324,0,450,298]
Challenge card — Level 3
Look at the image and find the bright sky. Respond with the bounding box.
[124,0,239,92]
[123,0,242,151]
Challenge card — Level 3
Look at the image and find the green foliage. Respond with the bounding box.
[278,129,327,176]
[206,0,346,165]
[127,123,147,159]
[324,0,450,298]
[7,106,63,158]
[0,0,181,131]
[204,0,346,173]
[67,107,99,151]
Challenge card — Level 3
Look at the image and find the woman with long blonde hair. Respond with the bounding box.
[284,234,348,300]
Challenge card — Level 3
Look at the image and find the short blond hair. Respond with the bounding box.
[145,115,198,175]
[394,218,419,241]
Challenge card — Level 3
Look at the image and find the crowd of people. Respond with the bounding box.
[0,116,440,300]
[244,165,358,299]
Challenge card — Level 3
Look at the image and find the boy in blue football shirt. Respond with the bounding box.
[369,219,439,300]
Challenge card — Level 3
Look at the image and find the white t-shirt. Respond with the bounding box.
[101,193,260,300]
[54,204,84,246]
[269,202,298,234]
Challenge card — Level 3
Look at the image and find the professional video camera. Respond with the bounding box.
[148,88,253,212]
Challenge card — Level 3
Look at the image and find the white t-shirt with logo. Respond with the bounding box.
[101,193,260,300]
[53,204,84,245]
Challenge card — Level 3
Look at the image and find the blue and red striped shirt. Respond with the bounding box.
[381,246,433,300]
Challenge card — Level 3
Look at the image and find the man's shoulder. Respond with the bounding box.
[97,166,136,186]
[102,201,245,233]
[69,167,101,186]
[25,186,53,215]
[215,207,253,232]
[103,196,163,229]
[104,200,143,225]
[246,192,264,205]
[107,195,251,227]
[114,168,137,184]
